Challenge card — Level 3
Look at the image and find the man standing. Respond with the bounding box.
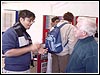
[46,16,60,73]
[51,12,77,73]
[2,10,47,73]
[66,17,98,73]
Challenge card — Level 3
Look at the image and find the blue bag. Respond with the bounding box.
[45,22,68,54]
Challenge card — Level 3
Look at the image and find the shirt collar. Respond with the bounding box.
[19,23,26,32]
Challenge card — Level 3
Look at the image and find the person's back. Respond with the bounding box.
[65,17,98,73]
[52,12,77,73]
[56,20,77,55]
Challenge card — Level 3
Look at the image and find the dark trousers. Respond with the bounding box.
[52,54,70,73]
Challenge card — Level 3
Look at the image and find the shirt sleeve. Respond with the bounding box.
[2,28,18,54]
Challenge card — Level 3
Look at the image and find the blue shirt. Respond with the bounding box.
[2,24,31,71]
[65,36,98,73]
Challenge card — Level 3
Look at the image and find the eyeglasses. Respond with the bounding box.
[25,17,35,23]
[27,19,35,23]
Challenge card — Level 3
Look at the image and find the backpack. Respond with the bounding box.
[45,22,68,54]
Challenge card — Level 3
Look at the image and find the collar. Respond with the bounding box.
[14,22,26,32]
[57,20,69,27]
[19,22,26,32]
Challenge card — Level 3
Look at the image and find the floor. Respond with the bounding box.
[30,61,37,73]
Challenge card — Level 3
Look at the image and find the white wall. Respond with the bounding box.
[1,1,99,44]
[52,1,99,17]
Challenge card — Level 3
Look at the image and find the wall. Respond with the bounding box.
[52,1,99,17]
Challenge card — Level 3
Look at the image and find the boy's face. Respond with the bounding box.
[20,17,35,29]
[51,19,60,27]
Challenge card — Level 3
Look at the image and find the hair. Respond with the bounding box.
[77,17,97,36]
[95,30,98,38]
[63,12,74,22]
[51,16,60,22]
[18,9,35,22]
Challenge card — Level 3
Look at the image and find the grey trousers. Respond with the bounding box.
[51,54,70,73]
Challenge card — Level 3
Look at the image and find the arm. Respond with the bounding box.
[2,29,40,57]
[66,26,77,54]
[4,44,38,57]
[5,43,48,57]
[63,25,77,54]
[2,29,47,57]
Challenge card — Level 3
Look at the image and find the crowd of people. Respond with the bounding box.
[2,9,98,73]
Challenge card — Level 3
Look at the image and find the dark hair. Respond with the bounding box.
[18,10,35,22]
[95,30,98,38]
[63,12,74,22]
[51,16,60,22]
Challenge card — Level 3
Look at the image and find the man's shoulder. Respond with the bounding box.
[3,27,17,37]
